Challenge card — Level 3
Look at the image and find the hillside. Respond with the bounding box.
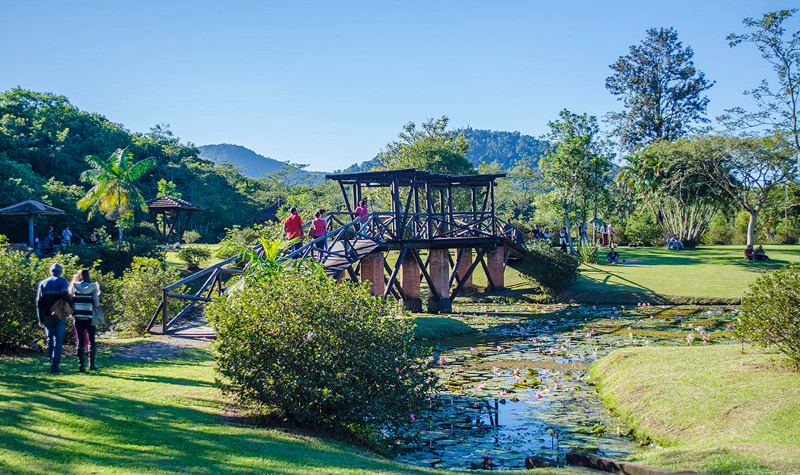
[338,128,549,173]
[198,144,290,178]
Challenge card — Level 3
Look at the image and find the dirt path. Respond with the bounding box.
[113,335,212,363]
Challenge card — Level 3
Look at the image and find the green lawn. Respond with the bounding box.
[566,244,800,304]
[164,243,224,271]
[0,341,575,475]
[590,344,800,474]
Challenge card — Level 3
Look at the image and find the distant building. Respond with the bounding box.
[253,199,286,225]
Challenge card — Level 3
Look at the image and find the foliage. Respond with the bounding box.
[577,243,599,264]
[71,236,165,276]
[77,147,157,240]
[518,241,580,292]
[775,218,800,244]
[739,263,800,368]
[182,230,201,244]
[205,267,435,447]
[178,247,211,270]
[156,179,181,198]
[115,257,182,335]
[623,212,663,246]
[606,27,714,151]
[703,215,735,245]
[379,116,474,175]
[724,9,800,170]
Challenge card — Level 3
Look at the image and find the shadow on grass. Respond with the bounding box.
[0,352,439,475]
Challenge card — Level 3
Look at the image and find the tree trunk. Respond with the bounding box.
[564,205,575,254]
[747,211,758,247]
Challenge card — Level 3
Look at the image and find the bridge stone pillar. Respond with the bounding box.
[360,252,385,297]
[455,248,475,296]
[486,246,505,290]
[427,249,452,313]
[399,252,422,312]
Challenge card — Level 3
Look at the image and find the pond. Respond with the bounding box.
[397,302,738,470]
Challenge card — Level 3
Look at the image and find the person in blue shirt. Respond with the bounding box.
[35,263,72,373]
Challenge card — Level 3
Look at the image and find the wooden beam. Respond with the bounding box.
[338,181,353,214]
[383,248,407,298]
[450,248,486,300]
[410,247,440,300]
[479,252,496,291]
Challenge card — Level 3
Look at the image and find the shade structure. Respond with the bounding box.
[0,200,65,247]
[145,196,205,245]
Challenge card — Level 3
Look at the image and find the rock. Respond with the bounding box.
[524,456,559,468]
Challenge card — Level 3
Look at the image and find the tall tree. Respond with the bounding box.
[724,9,800,170]
[379,116,473,175]
[539,110,612,253]
[606,27,715,151]
[703,135,796,246]
[77,148,156,242]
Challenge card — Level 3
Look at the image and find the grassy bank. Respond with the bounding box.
[590,344,800,474]
[565,244,800,304]
[0,340,575,475]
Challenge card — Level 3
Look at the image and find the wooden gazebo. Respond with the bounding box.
[253,199,286,225]
[0,200,65,247]
[146,196,204,245]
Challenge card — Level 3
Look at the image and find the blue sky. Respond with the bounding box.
[1,1,793,171]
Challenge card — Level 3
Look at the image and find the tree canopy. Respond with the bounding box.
[378,116,474,175]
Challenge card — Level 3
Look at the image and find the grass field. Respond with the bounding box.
[590,344,800,474]
[565,244,800,304]
[0,341,576,475]
[164,243,224,271]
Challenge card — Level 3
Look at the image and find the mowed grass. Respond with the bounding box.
[568,244,800,302]
[0,341,576,475]
[590,344,800,474]
[164,243,224,271]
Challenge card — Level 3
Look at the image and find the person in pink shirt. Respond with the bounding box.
[283,207,304,254]
[353,199,368,229]
[310,209,328,254]
[606,220,614,247]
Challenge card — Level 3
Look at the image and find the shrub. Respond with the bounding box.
[623,213,663,246]
[738,264,800,369]
[116,257,182,336]
[183,230,202,244]
[775,218,800,244]
[205,268,434,448]
[577,243,598,264]
[127,222,161,241]
[703,215,734,245]
[518,241,580,292]
[72,236,165,276]
[178,247,211,270]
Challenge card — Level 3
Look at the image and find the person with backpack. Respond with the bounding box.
[36,263,72,373]
[69,269,102,372]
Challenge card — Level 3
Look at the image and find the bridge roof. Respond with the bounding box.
[325,168,505,188]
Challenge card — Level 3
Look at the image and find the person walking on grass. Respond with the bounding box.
[36,263,72,373]
[69,269,101,372]
[283,207,304,254]
[310,209,328,255]
[558,227,568,253]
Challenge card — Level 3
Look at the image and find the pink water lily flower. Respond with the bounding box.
[439,356,447,364]
[536,392,543,399]
[409,413,416,422]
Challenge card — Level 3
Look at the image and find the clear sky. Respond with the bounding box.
[1,0,794,171]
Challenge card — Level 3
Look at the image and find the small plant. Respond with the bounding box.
[182,230,201,244]
[178,247,211,270]
[738,263,800,369]
[116,257,183,335]
[578,243,598,264]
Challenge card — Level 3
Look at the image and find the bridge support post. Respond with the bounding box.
[455,249,475,296]
[399,252,422,312]
[360,252,385,296]
[487,246,505,290]
[427,249,452,313]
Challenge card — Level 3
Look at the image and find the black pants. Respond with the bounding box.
[74,318,96,353]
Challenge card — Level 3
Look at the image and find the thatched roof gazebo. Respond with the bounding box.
[253,199,286,225]
[0,200,65,247]
[146,196,205,245]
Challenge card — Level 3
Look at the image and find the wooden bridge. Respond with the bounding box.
[148,169,532,334]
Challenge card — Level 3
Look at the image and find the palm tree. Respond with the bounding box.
[77,148,156,242]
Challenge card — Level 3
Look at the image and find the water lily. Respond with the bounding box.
[439,356,447,364]
[536,391,543,399]
[409,413,416,422]
[687,332,696,345]
[491,366,500,374]
[469,347,477,352]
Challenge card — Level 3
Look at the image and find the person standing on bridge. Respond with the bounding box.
[310,209,328,255]
[283,207,304,255]
[354,199,369,231]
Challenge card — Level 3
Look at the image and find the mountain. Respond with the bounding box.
[338,128,549,174]
[198,144,291,178]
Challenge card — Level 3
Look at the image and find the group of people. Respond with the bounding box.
[36,226,75,250]
[282,199,369,256]
[744,244,770,262]
[36,263,103,373]
[528,220,615,253]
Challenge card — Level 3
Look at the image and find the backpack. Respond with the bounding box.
[50,299,72,321]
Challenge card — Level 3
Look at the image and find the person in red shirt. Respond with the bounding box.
[283,207,304,254]
[353,199,368,229]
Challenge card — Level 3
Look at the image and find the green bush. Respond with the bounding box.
[178,247,211,270]
[205,269,434,448]
[183,230,201,244]
[518,241,580,292]
[578,243,598,264]
[738,264,800,369]
[115,257,182,336]
[72,235,165,276]
[703,215,734,245]
[127,222,161,241]
[775,218,800,244]
[623,213,663,246]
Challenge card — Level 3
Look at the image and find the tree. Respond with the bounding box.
[539,110,612,253]
[606,27,715,151]
[724,9,800,170]
[703,135,796,246]
[379,116,474,175]
[77,148,156,242]
[619,139,726,243]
